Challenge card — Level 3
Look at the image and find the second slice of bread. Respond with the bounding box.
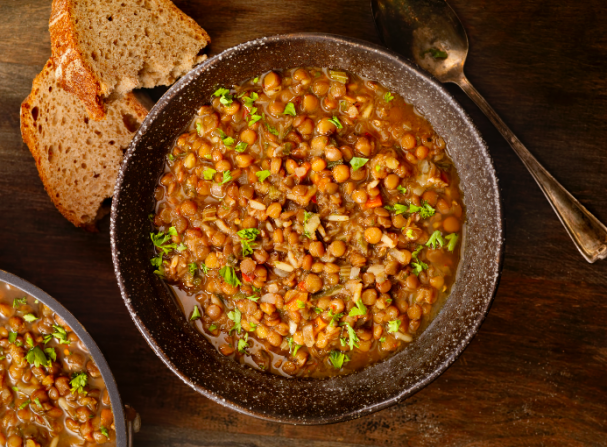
[21,59,149,230]
[50,0,210,120]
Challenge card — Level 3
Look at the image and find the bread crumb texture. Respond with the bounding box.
[50,0,210,119]
[20,60,148,230]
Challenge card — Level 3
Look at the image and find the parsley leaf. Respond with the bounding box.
[248,108,262,126]
[213,87,233,106]
[409,201,435,219]
[217,129,234,147]
[34,397,42,408]
[100,426,110,439]
[23,314,38,323]
[237,333,249,353]
[384,92,395,102]
[234,141,248,153]
[426,230,446,249]
[445,233,459,252]
[188,262,197,276]
[329,350,349,369]
[227,308,242,334]
[286,336,302,357]
[208,324,217,332]
[397,185,407,194]
[219,266,241,287]
[70,372,88,395]
[380,336,386,343]
[348,299,367,317]
[237,228,260,256]
[341,323,360,351]
[26,346,51,368]
[203,168,216,180]
[220,170,232,185]
[256,170,271,183]
[386,204,407,215]
[44,347,56,363]
[196,121,203,136]
[283,102,297,116]
[327,310,344,327]
[350,157,368,172]
[242,92,259,108]
[246,295,259,302]
[19,400,30,410]
[410,245,428,276]
[49,325,71,345]
[296,300,306,309]
[8,332,17,344]
[329,116,343,129]
[423,48,448,59]
[190,306,202,321]
[12,297,27,308]
[200,263,209,274]
[387,320,401,333]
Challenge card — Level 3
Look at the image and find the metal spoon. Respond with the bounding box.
[371,0,607,263]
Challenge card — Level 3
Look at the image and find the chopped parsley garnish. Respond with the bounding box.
[237,333,249,353]
[426,230,446,249]
[196,121,203,136]
[350,157,369,171]
[188,262,197,276]
[283,102,297,116]
[256,170,271,183]
[327,310,344,327]
[70,372,88,395]
[384,92,395,102]
[341,323,360,351]
[329,70,348,84]
[409,201,435,219]
[445,233,459,252]
[26,336,33,348]
[303,211,313,239]
[200,263,209,275]
[26,346,51,368]
[168,153,175,161]
[8,332,18,344]
[252,76,259,84]
[227,308,242,334]
[220,170,232,185]
[296,300,306,309]
[213,87,233,106]
[34,397,42,408]
[286,336,301,357]
[219,265,241,287]
[218,129,234,147]
[405,228,414,239]
[385,204,407,215]
[48,324,71,345]
[248,107,262,126]
[397,185,407,194]
[45,347,56,363]
[190,306,202,321]
[248,322,257,331]
[387,320,401,333]
[203,168,216,180]
[423,48,448,59]
[12,297,27,308]
[150,226,184,275]
[328,116,343,129]
[329,350,349,369]
[242,92,259,107]
[246,295,259,302]
[100,426,110,439]
[234,141,248,153]
[410,245,428,276]
[23,314,38,323]
[265,122,279,136]
[237,228,260,256]
[380,336,386,343]
[208,324,217,332]
[348,299,367,317]
[18,400,30,410]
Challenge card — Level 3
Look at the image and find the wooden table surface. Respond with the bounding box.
[1,0,607,445]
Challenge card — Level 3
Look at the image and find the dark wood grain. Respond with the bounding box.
[1,0,607,445]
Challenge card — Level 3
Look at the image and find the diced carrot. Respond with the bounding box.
[312,316,328,335]
[242,273,253,283]
[365,195,383,208]
[297,281,306,291]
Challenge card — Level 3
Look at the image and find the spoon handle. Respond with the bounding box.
[457,75,607,263]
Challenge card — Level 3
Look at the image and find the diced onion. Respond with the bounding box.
[215,219,230,234]
[350,267,360,279]
[249,200,266,210]
[327,215,349,222]
[304,213,321,237]
[288,251,302,268]
[289,320,297,335]
[367,264,387,283]
[394,332,413,342]
[389,248,409,264]
[381,234,396,248]
[274,261,294,272]
[261,293,278,304]
[303,324,315,347]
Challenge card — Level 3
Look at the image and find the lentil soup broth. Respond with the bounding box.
[151,67,465,378]
[0,281,116,446]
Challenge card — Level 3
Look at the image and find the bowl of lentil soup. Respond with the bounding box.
[0,269,129,446]
[111,33,503,423]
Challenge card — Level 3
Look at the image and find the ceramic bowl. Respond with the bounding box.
[110,33,503,424]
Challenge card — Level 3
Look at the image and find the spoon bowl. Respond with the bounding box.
[372,0,607,263]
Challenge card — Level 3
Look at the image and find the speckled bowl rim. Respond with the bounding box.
[0,269,128,444]
[111,32,504,425]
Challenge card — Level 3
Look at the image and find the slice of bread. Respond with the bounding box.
[50,0,210,120]
[21,59,149,231]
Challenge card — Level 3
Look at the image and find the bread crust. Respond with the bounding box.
[20,59,148,231]
[49,0,210,121]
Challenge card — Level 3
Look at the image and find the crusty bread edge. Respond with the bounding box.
[50,0,107,121]
[20,59,149,231]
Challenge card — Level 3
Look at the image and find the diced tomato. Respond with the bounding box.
[365,195,383,208]
[311,195,317,204]
[297,281,306,291]
[242,273,253,283]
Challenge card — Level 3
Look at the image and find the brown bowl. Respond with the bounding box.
[110,33,503,424]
